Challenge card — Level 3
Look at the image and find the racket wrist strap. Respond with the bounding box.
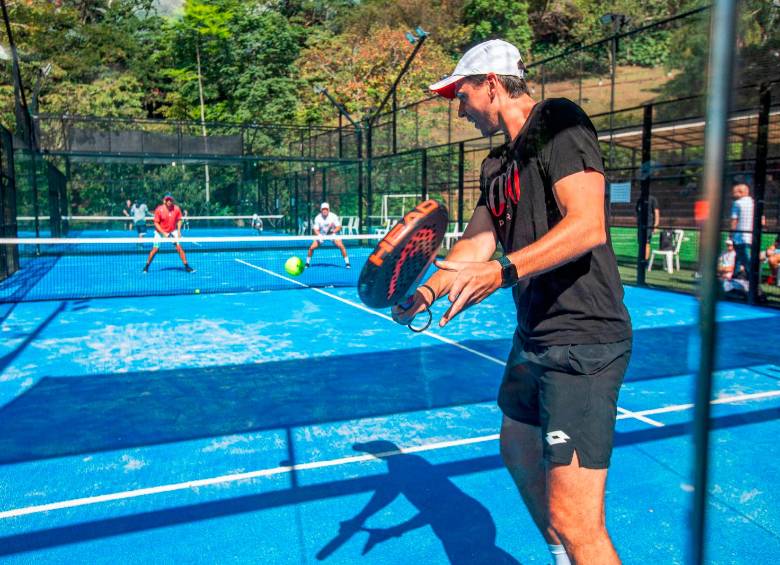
[419,284,437,305]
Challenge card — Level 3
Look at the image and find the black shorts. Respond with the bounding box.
[498,334,632,469]
[134,220,147,234]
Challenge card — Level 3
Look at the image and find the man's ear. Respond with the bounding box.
[485,72,499,100]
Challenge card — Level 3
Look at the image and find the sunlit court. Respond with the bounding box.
[2,0,780,563]
[1,269,779,562]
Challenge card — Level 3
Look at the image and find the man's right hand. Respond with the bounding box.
[391,287,434,326]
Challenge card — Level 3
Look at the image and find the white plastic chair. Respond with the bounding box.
[375,218,395,237]
[342,216,359,235]
[647,229,685,274]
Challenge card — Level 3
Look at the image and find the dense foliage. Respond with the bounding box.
[4,0,776,131]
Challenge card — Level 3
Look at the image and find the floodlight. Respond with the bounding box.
[415,27,428,38]
[405,32,417,44]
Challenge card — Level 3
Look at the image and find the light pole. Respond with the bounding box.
[600,13,629,169]
[314,86,364,227]
[365,27,428,229]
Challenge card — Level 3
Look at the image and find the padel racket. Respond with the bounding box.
[358,199,448,332]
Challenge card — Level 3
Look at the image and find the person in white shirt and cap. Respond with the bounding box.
[393,39,632,565]
[306,202,350,269]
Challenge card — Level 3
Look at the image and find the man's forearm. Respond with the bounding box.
[507,214,605,280]
[423,236,494,299]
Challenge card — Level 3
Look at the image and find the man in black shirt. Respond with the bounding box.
[393,39,631,565]
[636,194,660,259]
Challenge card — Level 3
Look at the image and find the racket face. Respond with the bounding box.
[358,199,448,308]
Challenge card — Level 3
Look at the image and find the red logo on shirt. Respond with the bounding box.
[486,160,521,218]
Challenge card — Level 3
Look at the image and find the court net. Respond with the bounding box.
[16,215,286,236]
[0,234,382,303]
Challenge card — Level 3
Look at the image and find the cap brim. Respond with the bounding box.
[428,75,464,99]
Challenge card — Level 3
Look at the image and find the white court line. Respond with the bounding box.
[623,389,780,418]
[234,259,505,367]
[617,406,664,427]
[0,435,500,520]
[2,387,778,520]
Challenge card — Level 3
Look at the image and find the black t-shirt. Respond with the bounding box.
[477,98,632,346]
[636,195,658,228]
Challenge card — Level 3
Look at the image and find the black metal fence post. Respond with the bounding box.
[357,128,363,231]
[293,173,299,234]
[0,125,19,279]
[457,141,465,232]
[366,120,373,231]
[421,148,428,201]
[338,114,343,159]
[692,1,739,563]
[637,104,653,286]
[392,91,397,154]
[748,83,771,304]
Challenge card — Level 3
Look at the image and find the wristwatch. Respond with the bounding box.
[495,255,519,288]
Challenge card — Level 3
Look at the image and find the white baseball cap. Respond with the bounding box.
[320,202,329,210]
[429,39,525,99]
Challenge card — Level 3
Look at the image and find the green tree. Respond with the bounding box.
[296,26,453,122]
[463,0,533,54]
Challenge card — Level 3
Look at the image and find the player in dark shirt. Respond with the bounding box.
[636,194,660,259]
[393,40,631,565]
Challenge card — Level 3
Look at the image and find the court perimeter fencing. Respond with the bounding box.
[4,3,780,307]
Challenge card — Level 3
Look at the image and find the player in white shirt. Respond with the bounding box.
[730,183,754,278]
[305,202,351,268]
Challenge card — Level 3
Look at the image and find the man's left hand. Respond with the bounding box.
[434,259,502,327]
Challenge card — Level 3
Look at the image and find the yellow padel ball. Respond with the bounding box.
[284,256,305,276]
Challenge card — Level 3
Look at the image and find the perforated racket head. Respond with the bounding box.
[358,199,448,309]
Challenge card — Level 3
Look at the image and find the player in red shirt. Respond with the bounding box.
[143,193,194,273]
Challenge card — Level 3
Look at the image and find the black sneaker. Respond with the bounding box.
[185,264,195,273]
[143,265,148,273]
[345,263,351,269]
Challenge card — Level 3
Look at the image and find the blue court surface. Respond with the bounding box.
[0,258,779,563]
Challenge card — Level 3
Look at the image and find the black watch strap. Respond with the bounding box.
[496,255,519,288]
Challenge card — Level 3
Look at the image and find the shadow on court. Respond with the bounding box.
[0,447,524,561]
[0,342,503,463]
[316,440,521,564]
[1,406,776,558]
[1,315,780,463]
[0,255,60,303]
[0,301,66,375]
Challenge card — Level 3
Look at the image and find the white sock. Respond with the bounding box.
[344,257,350,265]
[548,544,571,565]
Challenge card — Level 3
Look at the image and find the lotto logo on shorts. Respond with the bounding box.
[545,430,570,445]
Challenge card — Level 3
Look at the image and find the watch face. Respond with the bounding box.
[500,257,517,287]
